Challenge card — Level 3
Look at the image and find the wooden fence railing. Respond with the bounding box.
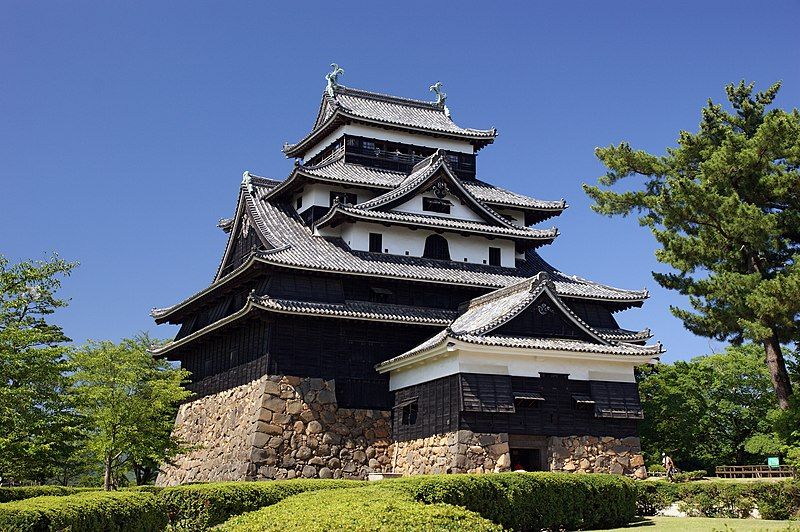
[715,465,796,479]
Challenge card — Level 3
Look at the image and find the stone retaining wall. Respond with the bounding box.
[156,375,392,486]
[549,435,646,478]
[392,430,510,475]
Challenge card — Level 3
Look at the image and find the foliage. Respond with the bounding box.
[637,344,783,471]
[159,479,361,531]
[69,335,191,490]
[217,483,501,532]
[584,80,800,408]
[636,480,800,520]
[0,490,167,532]
[401,472,638,531]
[0,485,98,503]
[0,254,84,484]
[672,470,708,482]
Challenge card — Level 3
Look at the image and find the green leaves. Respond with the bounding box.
[637,344,785,471]
[69,335,192,489]
[585,81,800,406]
[0,254,82,483]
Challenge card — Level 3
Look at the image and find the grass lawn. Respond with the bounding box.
[598,516,800,531]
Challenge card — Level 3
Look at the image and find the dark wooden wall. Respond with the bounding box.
[177,312,437,409]
[393,373,641,441]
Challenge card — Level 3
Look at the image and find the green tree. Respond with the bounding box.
[0,254,83,484]
[584,81,800,408]
[70,334,191,489]
[638,344,782,471]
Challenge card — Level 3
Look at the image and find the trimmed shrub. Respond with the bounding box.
[0,486,98,503]
[673,469,708,482]
[635,480,800,519]
[217,484,501,531]
[0,490,166,532]
[159,479,361,531]
[401,472,638,531]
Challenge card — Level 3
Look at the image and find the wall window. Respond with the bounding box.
[401,402,418,425]
[369,233,383,253]
[422,197,452,214]
[423,234,451,260]
[330,191,358,206]
[489,247,501,266]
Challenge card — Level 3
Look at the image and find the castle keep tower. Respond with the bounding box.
[152,68,660,485]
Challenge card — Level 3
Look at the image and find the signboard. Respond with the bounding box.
[767,457,780,467]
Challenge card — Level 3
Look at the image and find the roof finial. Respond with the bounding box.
[242,170,254,195]
[325,63,344,97]
[429,81,450,118]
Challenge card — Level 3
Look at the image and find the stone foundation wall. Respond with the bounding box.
[549,435,646,478]
[392,430,510,475]
[390,432,645,478]
[156,375,392,486]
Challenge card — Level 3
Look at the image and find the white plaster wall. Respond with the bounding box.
[302,124,474,162]
[295,183,380,212]
[393,191,485,223]
[388,349,638,390]
[332,221,516,267]
[495,208,526,226]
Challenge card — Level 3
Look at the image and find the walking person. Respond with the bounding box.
[662,452,677,481]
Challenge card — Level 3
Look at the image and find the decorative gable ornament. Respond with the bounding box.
[325,63,344,97]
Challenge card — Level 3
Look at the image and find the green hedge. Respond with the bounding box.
[159,479,361,531]
[218,484,501,531]
[0,486,98,503]
[636,480,800,520]
[402,472,637,531]
[218,474,637,531]
[0,491,166,532]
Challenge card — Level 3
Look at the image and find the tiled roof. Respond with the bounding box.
[152,296,456,356]
[273,153,566,216]
[285,86,497,157]
[334,87,495,137]
[462,180,567,211]
[255,296,457,325]
[375,273,662,371]
[316,204,559,242]
[596,327,652,343]
[303,155,403,187]
[449,272,610,343]
[452,335,662,355]
[150,180,648,321]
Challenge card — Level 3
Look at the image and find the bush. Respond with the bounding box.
[218,484,501,531]
[0,486,98,503]
[159,479,361,531]
[636,480,800,519]
[673,469,708,482]
[635,481,680,516]
[400,472,638,531]
[0,490,166,532]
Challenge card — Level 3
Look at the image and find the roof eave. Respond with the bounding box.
[284,111,496,159]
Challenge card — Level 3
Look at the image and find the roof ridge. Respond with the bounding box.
[336,85,442,110]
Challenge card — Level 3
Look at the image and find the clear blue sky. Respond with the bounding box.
[2,1,798,362]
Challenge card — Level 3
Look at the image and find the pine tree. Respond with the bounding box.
[584,81,800,409]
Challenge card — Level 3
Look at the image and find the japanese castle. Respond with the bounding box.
[152,66,661,485]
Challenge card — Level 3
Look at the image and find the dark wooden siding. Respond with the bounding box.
[392,373,640,440]
[180,317,272,398]
[493,295,596,341]
[268,315,435,410]
[566,300,621,329]
[393,375,461,441]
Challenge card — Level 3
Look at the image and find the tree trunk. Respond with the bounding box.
[763,335,793,410]
[103,455,113,491]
